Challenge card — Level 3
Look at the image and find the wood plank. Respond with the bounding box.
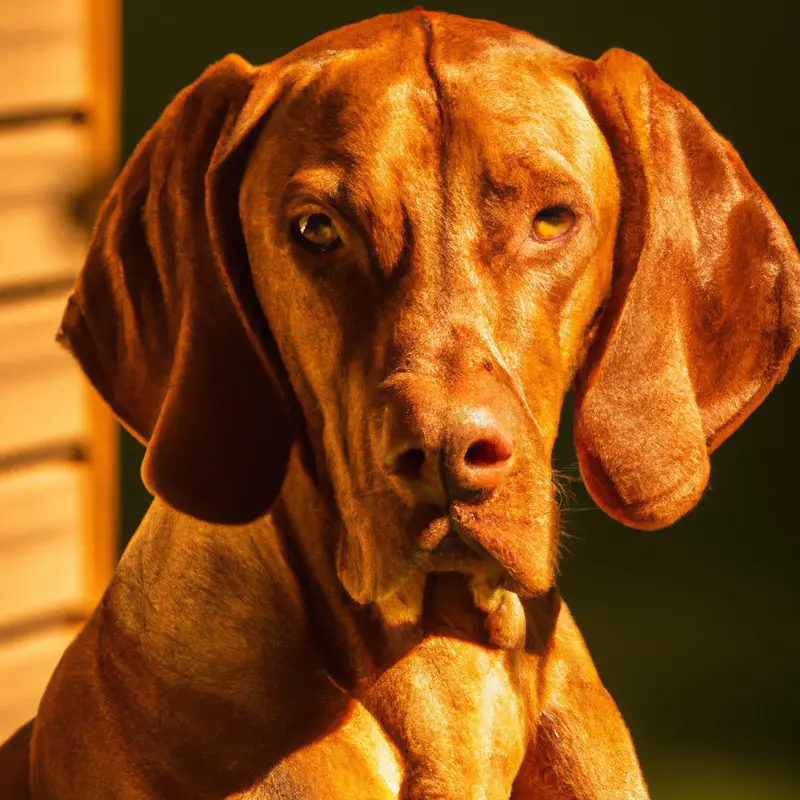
[0,32,87,116]
[0,519,83,628]
[82,384,118,610]
[0,461,85,549]
[0,0,84,33]
[0,294,88,456]
[0,293,73,370]
[0,625,80,743]
[0,463,86,628]
[0,122,90,200]
[0,360,87,456]
[82,0,122,606]
[0,201,86,291]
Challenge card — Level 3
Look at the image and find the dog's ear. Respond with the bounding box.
[58,54,299,524]
[573,49,800,530]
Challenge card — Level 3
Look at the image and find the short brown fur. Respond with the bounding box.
[3,10,798,799]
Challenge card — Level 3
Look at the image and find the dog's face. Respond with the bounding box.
[59,11,800,609]
[240,35,620,602]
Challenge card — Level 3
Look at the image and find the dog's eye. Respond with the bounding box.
[531,206,576,241]
[293,212,342,251]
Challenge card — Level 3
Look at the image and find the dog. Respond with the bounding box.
[3,8,798,799]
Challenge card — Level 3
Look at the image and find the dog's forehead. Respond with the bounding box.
[244,18,616,275]
[275,39,600,183]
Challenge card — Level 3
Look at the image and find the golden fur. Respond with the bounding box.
[2,10,798,799]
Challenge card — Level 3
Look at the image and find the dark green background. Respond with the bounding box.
[119,2,799,797]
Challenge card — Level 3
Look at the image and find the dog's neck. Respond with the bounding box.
[269,441,558,695]
[266,440,419,690]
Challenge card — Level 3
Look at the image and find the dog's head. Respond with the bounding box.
[60,11,800,605]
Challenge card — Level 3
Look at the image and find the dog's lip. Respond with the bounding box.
[416,512,477,551]
[416,510,488,557]
[414,508,537,597]
[416,515,450,551]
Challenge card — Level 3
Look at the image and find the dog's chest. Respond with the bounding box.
[242,633,528,800]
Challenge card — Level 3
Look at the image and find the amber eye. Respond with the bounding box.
[293,212,342,251]
[532,206,576,241]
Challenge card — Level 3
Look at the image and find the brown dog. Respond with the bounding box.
[4,9,799,799]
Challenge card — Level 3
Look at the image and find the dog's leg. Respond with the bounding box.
[362,634,528,800]
[512,602,649,800]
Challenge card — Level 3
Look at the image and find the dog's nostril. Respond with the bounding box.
[464,438,512,467]
[392,448,426,480]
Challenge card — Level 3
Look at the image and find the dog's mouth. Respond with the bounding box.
[409,498,553,599]
[414,509,511,586]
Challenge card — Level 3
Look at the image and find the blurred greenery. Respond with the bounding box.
[646,749,800,800]
[120,1,799,796]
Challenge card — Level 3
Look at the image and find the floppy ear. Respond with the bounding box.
[58,54,299,524]
[573,49,800,530]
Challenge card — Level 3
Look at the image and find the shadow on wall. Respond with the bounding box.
[118,1,800,798]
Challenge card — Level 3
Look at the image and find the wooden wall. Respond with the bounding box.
[0,0,119,742]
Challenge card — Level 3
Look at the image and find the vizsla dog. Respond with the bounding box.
[2,8,799,799]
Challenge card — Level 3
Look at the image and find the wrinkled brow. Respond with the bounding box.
[284,150,588,211]
[283,167,365,226]
[479,152,593,207]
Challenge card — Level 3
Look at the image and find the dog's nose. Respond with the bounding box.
[383,408,514,503]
